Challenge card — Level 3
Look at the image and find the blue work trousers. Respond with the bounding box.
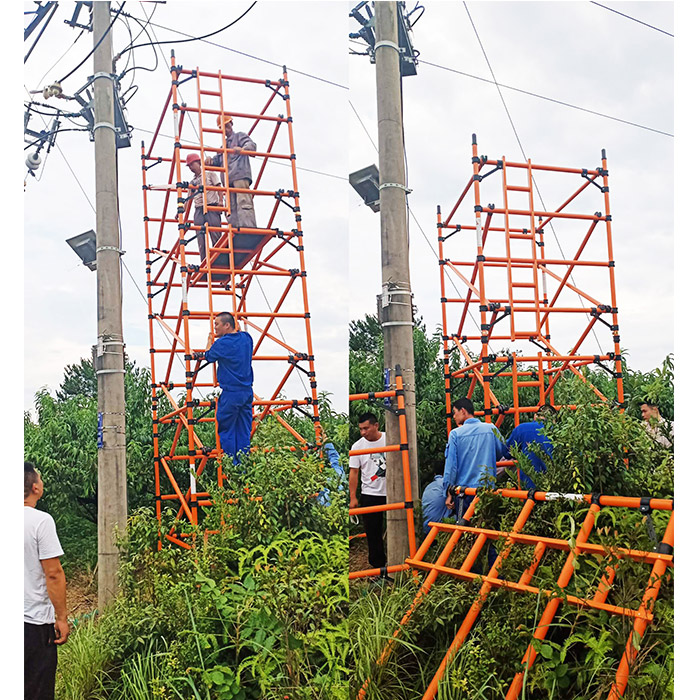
[217,389,253,464]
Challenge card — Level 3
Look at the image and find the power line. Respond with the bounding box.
[418,58,672,137]
[117,2,257,54]
[24,1,59,64]
[349,100,377,152]
[590,1,673,37]
[124,15,348,90]
[356,37,673,138]
[57,3,127,84]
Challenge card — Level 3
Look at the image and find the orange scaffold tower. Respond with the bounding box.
[438,134,625,435]
[140,52,321,547]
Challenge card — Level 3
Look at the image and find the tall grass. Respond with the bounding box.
[56,617,109,700]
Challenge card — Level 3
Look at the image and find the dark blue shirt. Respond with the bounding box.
[505,421,552,474]
[204,331,253,392]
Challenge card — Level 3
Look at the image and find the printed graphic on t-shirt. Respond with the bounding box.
[369,453,387,481]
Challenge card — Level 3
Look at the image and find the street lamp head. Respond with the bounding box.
[349,164,380,212]
[66,229,97,271]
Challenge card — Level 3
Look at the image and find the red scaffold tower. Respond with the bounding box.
[140,52,322,547]
[437,134,625,434]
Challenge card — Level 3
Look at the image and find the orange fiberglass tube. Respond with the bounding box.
[357,488,673,700]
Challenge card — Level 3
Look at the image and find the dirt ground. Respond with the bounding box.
[66,567,98,619]
[349,534,370,573]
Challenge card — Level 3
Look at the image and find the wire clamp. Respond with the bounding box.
[93,121,118,135]
[374,39,401,54]
[379,182,412,193]
[96,245,125,255]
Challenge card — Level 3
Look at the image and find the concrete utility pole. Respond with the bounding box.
[93,0,128,610]
[374,1,420,565]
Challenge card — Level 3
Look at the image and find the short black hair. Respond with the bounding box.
[536,404,556,417]
[358,412,378,425]
[640,398,658,408]
[24,461,39,499]
[216,311,236,329]
[452,397,474,415]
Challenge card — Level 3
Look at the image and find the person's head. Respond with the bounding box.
[358,412,381,441]
[213,312,237,337]
[24,462,44,503]
[452,397,475,426]
[217,114,234,138]
[535,404,556,422]
[185,153,202,176]
[640,400,661,423]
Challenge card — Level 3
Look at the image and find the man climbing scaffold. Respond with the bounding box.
[195,312,254,464]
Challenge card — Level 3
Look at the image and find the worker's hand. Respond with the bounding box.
[206,332,215,350]
[232,146,242,155]
[53,618,70,645]
[205,157,213,166]
[445,493,454,510]
[350,495,359,510]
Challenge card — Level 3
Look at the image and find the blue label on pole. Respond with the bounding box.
[97,411,104,449]
[384,368,392,407]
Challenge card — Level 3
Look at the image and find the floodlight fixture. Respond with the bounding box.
[66,229,97,271]
[350,164,380,212]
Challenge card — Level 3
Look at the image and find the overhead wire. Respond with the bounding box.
[590,1,674,37]
[462,1,605,355]
[118,2,257,53]
[30,28,86,91]
[348,37,671,137]
[24,1,59,64]
[349,93,479,347]
[57,2,127,85]
[119,12,348,90]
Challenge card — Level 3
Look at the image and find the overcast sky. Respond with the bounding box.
[22,1,349,414]
[350,0,674,375]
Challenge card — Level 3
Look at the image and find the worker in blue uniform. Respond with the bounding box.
[421,468,452,535]
[194,311,253,464]
[443,397,507,572]
[504,405,555,490]
[443,397,507,521]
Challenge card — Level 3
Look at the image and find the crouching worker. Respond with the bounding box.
[421,465,452,535]
[194,312,253,464]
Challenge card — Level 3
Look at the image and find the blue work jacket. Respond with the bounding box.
[442,418,506,495]
[205,331,254,392]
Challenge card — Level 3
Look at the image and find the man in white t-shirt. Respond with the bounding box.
[24,462,69,700]
[349,412,388,573]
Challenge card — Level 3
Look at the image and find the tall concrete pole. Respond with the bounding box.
[374,1,419,565]
[93,0,127,609]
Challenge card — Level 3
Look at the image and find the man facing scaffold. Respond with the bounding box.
[205,114,258,230]
[195,312,254,464]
